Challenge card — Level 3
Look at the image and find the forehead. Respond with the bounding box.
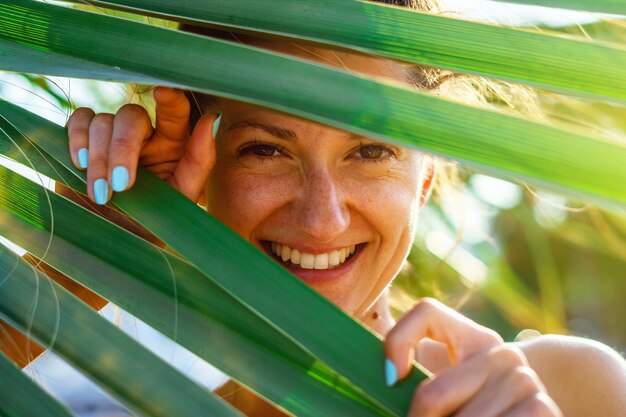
[215,37,412,135]
[250,38,409,82]
[220,99,358,140]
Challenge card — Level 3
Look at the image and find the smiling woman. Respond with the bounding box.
[54,3,626,416]
[3,0,626,416]
[204,97,428,316]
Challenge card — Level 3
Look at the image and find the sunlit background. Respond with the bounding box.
[1,1,625,416]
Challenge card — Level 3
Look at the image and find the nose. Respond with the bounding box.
[293,167,350,243]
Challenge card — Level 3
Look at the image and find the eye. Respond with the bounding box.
[352,144,395,161]
[238,142,284,158]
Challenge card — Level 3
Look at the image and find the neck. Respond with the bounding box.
[356,290,396,337]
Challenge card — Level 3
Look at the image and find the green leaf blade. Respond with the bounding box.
[62,0,626,102]
[0,113,396,416]
[2,2,626,206]
[0,245,244,417]
[492,0,626,15]
[0,352,76,417]
[1,93,422,417]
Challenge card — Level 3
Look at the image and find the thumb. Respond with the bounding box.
[169,113,219,202]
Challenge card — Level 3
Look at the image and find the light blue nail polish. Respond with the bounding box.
[78,148,88,169]
[111,166,129,192]
[94,179,109,205]
[385,359,397,387]
[212,113,222,138]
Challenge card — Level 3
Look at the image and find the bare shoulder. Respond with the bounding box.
[515,334,626,417]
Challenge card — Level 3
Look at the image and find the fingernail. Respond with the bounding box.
[111,166,129,192]
[212,113,221,138]
[385,359,397,387]
[78,148,88,169]
[94,179,109,205]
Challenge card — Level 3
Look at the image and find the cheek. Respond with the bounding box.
[368,179,420,269]
[205,164,294,238]
[352,167,422,238]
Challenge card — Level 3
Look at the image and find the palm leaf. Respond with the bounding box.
[2,99,421,414]
[0,166,393,417]
[0,242,244,417]
[65,0,626,102]
[0,111,395,416]
[0,352,75,417]
[1,0,625,415]
[493,0,626,15]
[3,0,626,206]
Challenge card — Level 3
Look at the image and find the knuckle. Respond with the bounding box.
[494,345,527,367]
[484,328,504,345]
[91,112,115,123]
[118,103,149,119]
[90,113,115,131]
[409,297,439,317]
[111,137,141,154]
[513,366,542,393]
[67,107,95,131]
[69,127,90,147]
[72,107,96,120]
[419,297,440,309]
[88,155,108,166]
[181,147,204,167]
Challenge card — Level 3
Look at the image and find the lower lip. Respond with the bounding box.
[262,243,366,284]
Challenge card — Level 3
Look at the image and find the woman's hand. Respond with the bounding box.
[66,87,219,204]
[384,298,563,417]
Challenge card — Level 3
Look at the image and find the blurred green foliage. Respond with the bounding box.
[393,176,626,351]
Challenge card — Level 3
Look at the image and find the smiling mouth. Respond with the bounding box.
[261,241,366,270]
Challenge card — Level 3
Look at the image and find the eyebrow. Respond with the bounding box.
[228,119,367,142]
[228,119,298,141]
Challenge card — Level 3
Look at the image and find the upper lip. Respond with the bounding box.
[260,239,364,254]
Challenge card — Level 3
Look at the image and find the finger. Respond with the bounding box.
[152,86,190,144]
[501,392,562,417]
[384,298,502,383]
[453,366,543,417]
[407,345,528,417]
[108,104,153,192]
[169,113,219,202]
[416,338,452,374]
[66,107,95,169]
[87,113,115,204]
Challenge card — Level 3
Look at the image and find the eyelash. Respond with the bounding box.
[351,143,397,164]
[238,141,286,161]
[237,141,397,163]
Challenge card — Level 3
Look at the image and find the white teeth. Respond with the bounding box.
[269,242,359,270]
[281,245,291,262]
[291,249,301,264]
[300,253,315,269]
[328,250,340,266]
[314,253,328,269]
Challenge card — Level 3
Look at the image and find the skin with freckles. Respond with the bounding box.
[57,37,626,417]
[201,40,433,318]
[205,99,427,315]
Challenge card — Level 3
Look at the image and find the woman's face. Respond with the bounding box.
[205,44,432,315]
